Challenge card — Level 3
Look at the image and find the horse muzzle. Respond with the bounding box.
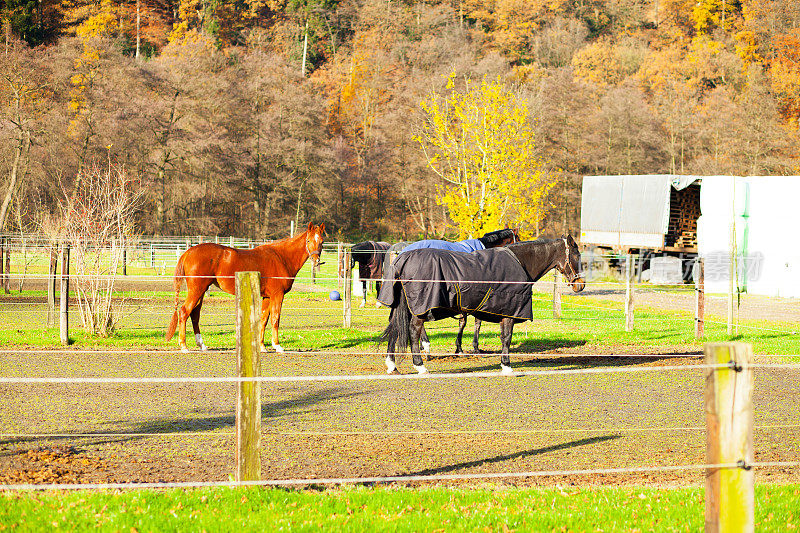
[570,277,586,293]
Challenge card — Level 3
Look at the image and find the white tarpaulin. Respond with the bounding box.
[698,175,800,298]
[696,176,751,293]
[746,176,800,298]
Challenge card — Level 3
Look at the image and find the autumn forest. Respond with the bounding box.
[1,0,799,241]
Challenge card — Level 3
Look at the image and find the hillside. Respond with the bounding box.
[1,0,799,240]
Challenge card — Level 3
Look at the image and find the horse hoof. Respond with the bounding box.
[199,344,208,352]
[385,359,397,374]
[414,365,429,375]
[272,344,285,353]
[421,341,431,353]
[500,365,514,375]
[180,346,190,354]
[260,345,268,353]
[359,301,366,308]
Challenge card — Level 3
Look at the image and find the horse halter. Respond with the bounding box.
[560,238,581,283]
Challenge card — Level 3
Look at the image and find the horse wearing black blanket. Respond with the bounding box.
[378,236,585,374]
[382,228,520,353]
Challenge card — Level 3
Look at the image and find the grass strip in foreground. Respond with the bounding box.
[0,484,797,532]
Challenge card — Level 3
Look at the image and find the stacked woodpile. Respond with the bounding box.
[666,184,701,250]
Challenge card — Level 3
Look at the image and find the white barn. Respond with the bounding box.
[580,175,800,298]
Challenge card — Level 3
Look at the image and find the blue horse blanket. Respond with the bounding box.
[400,238,485,254]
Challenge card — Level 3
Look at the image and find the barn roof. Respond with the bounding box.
[580,175,701,249]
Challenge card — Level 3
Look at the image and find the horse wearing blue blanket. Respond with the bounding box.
[382,229,519,353]
[378,236,585,374]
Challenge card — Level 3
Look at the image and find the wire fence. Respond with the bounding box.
[0,350,798,491]
[1,235,799,494]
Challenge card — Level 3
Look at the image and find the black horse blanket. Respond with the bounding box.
[377,247,533,323]
[353,241,390,280]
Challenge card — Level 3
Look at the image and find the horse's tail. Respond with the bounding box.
[379,293,411,353]
[165,254,186,341]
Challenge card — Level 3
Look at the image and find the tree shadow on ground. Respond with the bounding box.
[403,435,620,477]
[422,331,700,372]
[443,352,703,373]
[320,334,384,350]
[422,333,587,353]
[0,387,363,452]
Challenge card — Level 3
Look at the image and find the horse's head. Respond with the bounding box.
[558,234,585,292]
[305,222,325,267]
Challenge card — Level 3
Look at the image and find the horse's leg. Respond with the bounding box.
[385,332,397,374]
[259,297,271,353]
[410,316,429,374]
[472,318,482,353]
[499,317,515,375]
[384,305,399,374]
[360,280,367,308]
[178,286,205,353]
[268,292,286,353]
[189,294,208,351]
[420,325,430,353]
[455,314,467,354]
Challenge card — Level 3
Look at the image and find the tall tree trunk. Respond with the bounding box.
[252,95,262,238]
[155,89,180,233]
[0,131,29,230]
[135,0,141,59]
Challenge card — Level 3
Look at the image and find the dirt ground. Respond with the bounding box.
[0,346,797,488]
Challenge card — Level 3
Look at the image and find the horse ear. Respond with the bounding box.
[319,222,325,235]
[567,234,576,245]
[307,221,313,231]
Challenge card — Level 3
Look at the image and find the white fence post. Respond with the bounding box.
[625,253,634,332]
[552,270,562,319]
[59,244,70,346]
[343,248,352,328]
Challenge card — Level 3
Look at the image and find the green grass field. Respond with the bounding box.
[1,283,797,357]
[0,484,798,531]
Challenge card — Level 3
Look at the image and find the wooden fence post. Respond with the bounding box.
[111,238,117,274]
[47,246,58,327]
[552,270,562,319]
[625,253,634,332]
[2,238,9,294]
[0,238,4,294]
[695,258,705,339]
[337,242,343,289]
[704,342,754,533]
[342,248,352,328]
[236,271,262,483]
[59,244,70,346]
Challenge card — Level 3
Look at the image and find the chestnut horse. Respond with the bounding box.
[165,222,325,353]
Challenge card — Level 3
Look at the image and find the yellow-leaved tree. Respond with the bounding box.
[417,75,556,239]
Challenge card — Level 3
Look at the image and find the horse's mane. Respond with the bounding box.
[479,228,518,246]
[253,230,308,249]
